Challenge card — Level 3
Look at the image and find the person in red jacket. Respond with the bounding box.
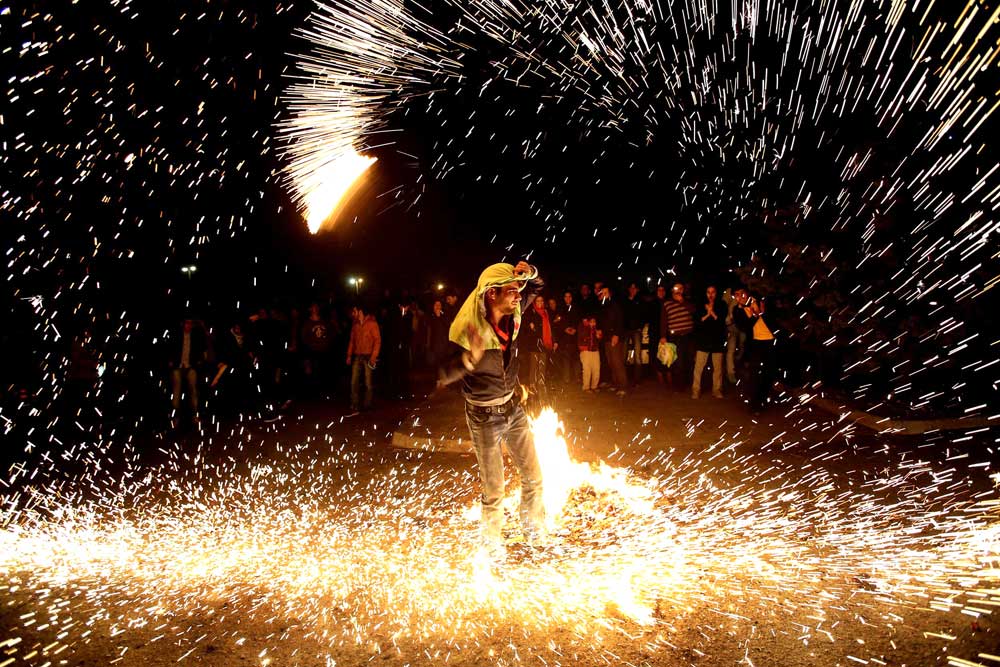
[346,303,381,411]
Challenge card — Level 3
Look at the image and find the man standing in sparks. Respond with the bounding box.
[438,260,546,562]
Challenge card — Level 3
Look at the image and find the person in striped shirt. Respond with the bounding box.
[659,282,696,391]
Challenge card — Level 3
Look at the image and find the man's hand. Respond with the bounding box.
[467,325,485,364]
[611,335,619,346]
[513,260,532,278]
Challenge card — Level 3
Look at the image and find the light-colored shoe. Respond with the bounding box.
[712,391,723,398]
[691,392,700,399]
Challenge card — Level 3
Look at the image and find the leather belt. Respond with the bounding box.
[466,394,518,415]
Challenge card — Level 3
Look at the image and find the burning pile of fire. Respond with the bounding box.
[0,408,997,665]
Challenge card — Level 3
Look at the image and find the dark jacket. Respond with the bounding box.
[439,271,544,404]
[521,305,555,352]
[624,295,646,332]
[693,299,728,352]
[555,305,579,347]
[217,328,253,370]
[426,311,451,364]
[598,297,625,339]
[169,325,208,369]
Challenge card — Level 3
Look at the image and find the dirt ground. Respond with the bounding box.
[1,380,997,666]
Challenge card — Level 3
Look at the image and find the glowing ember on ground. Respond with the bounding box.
[1,410,997,664]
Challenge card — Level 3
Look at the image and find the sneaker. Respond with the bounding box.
[616,389,626,398]
[691,392,700,399]
[712,391,723,399]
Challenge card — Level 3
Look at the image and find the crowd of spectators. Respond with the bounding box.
[45,276,785,433]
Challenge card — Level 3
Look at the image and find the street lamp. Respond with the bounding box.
[181,265,197,280]
[349,276,364,295]
[436,283,444,291]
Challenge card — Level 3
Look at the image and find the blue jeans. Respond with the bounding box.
[350,356,373,409]
[465,401,544,546]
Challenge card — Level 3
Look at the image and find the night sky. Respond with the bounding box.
[2,0,999,413]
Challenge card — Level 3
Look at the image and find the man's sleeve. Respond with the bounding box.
[438,342,476,386]
[371,324,381,361]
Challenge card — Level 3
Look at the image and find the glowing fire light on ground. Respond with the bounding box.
[0,409,997,664]
[301,149,377,233]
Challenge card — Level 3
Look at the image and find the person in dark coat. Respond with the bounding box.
[426,299,451,368]
[597,285,628,396]
[691,285,728,399]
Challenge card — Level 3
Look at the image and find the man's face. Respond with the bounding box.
[656,286,667,300]
[735,289,749,306]
[547,298,557,311]
[671,284,684,301]
[492,282,523,315]
[433,300,443,315]
[580,284,591,298]
[628,283,639,298]
[706,286,717,301]
[351,307,362,322]
[594,281,604,295]
[563,291,573,306]
[446,295,457,306]
[599,287,610,300]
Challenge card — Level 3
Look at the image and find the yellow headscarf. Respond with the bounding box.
[449,263,536,351]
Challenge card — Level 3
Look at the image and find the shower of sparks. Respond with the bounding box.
[279,0,1000,416]
[2,0,1000,664]
[1,409,998,665]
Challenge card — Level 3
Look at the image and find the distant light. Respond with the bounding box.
[348,277,357,285]
[436,283,444,291]
[181,265,197,274]
[303,150,377,234]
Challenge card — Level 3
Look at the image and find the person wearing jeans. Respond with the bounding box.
[438,260,547,563]
[169,318,207,428]
[346,304,381,411]
[464,399,542,556]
